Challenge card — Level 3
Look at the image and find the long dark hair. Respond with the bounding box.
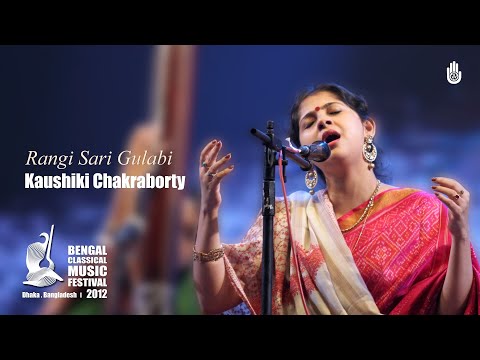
[288,83,389,183]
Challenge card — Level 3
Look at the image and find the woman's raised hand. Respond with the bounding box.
[432,177,470,240]
[199,140,234,211]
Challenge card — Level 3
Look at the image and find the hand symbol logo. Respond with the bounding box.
[447,61,462,84]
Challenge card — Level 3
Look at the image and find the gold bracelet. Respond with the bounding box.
[193,246,225,262]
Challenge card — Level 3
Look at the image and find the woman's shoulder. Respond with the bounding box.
[384,186,443,210]
[275,190,319,206]
[275,186,442,210]
[394,186,436,199]
[273,190,315,213]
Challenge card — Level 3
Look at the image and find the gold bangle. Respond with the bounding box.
[193,246,225,262]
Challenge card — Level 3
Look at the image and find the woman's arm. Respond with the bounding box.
[193,140,241,314]
[439,235,473,314]
[432,177,473,314]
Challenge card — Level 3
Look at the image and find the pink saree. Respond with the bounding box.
[223,188,480,314]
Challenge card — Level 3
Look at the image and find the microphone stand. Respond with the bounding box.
[250,121,311,315]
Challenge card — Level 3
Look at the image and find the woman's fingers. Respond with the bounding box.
[204,152,234,186]
[208,153,231,173]
[432,177,469,208]
[209,165,235,186]
[434,189,460,210]
[432,177,470,239]
[199,140,234,188]
[432,185,464,205]
[199,140,218,170]
[432,177,470,212]
[199,140,223,173]
[432,177,470,200]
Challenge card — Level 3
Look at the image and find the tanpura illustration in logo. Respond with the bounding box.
[23,224,64,287]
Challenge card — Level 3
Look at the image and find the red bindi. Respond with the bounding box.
[315,106,320,112]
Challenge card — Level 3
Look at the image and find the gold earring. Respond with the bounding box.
[305,169,318,195]
[362,135,377,170]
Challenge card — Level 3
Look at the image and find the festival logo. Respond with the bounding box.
[23,224,64,287]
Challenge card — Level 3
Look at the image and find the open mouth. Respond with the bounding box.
[322,131,341,144]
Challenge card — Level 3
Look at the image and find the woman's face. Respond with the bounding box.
[298,91,374,167]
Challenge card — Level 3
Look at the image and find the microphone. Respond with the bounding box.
[299,141,331,162]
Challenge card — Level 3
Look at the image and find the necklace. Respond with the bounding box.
[349,197,375,252]
[340,180,381,233]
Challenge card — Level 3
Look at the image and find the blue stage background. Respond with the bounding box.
[1,45,478,314]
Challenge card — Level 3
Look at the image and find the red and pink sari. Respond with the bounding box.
[223,188,480,314]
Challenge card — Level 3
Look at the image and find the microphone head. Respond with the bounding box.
[298,145,310,157]
[308,141,331,162]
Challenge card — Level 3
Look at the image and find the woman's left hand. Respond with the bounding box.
[432,177,470,240]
